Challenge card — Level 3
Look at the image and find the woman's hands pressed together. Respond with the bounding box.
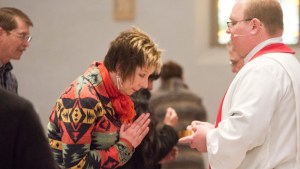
[120,113,151,148]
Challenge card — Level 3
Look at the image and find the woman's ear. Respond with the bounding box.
[116,63,120,72]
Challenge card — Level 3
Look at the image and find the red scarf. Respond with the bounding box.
[97,62,136,124]
[215,43,295,127]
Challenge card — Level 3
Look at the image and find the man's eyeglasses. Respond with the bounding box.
[8,31,32,42]
[227,19,252,29]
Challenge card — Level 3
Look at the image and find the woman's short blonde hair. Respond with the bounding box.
[104,27,162,81]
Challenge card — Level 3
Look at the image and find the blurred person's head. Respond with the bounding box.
[160,60,183,81]
[227,41,244,73]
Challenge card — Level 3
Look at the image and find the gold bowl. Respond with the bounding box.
[178,130,193,138]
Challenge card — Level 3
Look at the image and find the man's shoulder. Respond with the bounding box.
[0,88,33,111]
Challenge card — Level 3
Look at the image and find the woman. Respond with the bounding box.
[48,27,162,169]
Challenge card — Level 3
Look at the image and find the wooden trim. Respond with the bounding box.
[114,0,135,21]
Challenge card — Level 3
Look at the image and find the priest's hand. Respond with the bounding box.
[179,121,214,152]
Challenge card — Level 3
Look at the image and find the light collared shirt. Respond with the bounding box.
[243,37,283,64]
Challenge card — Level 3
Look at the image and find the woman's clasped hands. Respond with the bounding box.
[120,113,151,148]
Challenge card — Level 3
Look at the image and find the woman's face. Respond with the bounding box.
[119,65,155,95]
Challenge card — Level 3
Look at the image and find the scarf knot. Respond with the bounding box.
[96,61,136,124]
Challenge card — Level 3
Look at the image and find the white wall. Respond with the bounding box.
[1,0,229,124]
[2,0,300,167]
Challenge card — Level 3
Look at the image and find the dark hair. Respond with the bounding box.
[130,88,160,166]
[131,89,151,117]
[160,60,183,81]
[148,73,160,81]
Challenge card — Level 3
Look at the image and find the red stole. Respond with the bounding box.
[214,43,295,128]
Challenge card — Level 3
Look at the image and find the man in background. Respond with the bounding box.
[150,60,207,169]
[0,7,33,94]
[227,40,244,73]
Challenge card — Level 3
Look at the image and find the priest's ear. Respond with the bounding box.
[250,18,263,35]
